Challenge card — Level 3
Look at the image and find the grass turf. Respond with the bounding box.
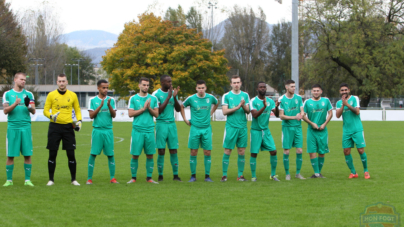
[0,121,402,226]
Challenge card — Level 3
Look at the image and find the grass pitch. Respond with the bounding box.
[0,121,402,226]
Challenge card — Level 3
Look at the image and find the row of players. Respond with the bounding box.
[2,73,369,186]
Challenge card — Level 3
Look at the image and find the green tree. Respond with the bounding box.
[164,5,186,27]
[0,0,27,84]
[63,45,96,85]
[186,6,203,33]
[101,13,229,98]
[302,0,404,106]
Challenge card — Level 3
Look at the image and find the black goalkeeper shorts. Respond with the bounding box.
[47,122,76,150]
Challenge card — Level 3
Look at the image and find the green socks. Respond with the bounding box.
[146,158,154,178]
[360,152,368,172]
[250,156,257,178]
[344,154,356,174]
[170,153,179,176]
[204,155,211,175]
[108,156,115,180]
[24,163,32,181]
[157,155,164,176]
[270,155,277,176]
[318,157,325,173]
[6,164,13,181]
[296,153,303,174]
[237,155,245,177]
[190,155,197,175]
[222,154,230,177]
[283,154,290,175]
[310,158,320,174]
[87,155,96,180]
[130,158,138,178]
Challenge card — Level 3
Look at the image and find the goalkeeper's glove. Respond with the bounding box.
[24,96,33,109]
[74,120,82,132]
[50,112,60,122]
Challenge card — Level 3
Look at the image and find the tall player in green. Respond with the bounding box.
[127,77,160,184]
[152,75,182,182]
[278,79,306,180]
[221,75,251,182]
[336,83,370,179]
[180,80,219,182]
[86,80,118,185]
[2,72,35,187]
[249,82,280,182]
[302,84,333,178]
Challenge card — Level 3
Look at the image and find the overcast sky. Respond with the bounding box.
[7,0,292,35]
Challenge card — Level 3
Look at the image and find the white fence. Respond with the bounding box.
[0,109,403,122]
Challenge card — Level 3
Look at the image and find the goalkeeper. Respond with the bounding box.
[43,74,82,186]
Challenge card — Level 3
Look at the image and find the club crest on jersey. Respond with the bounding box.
[295,99,298,104]
[349,101,353,105]
[207,99,210,103]
[322,101,325,106]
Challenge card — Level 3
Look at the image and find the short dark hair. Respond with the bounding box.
[196,80,206,86]
[257,81,266,88]
[97,79,108,87]
[231,75,240,82]
[57,74,67,78]
[14,72,26,78]
[312,84,322,90]
[285,79,295,85]
[139,77,149,83]
[160,74,170,82]
[340,83,349,89]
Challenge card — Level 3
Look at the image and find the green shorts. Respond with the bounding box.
[91,128,114,156]
[250,129,276,153]
[188,126,212,150]
[6,127,33,157]
[130,129,156,156]
[156,122,179,149]
[342,131,366,149]
[223,126,248,149]
[307,128,329,154]
[282,126,303,149]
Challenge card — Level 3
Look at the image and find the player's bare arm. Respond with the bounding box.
[173,86,181,112]
[3,96,21,115]
[180,105,191,126]
[319,110,333,130]
[148,102,159,118]
[158,86,174,114]
[303,114,319,130]
[273,100,280,117]
[342,96,360,115]
[210,102,220,116]
[251,98,267,118]
[222,101,242,115]
[89,98,105,119]
[107,98,116,118]
[128,99,149,117]
[241,100,250,114]
[279,109,300,120]
[336,105,344,118]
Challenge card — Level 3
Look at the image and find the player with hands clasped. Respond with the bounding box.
[86,80,118,185]
[278,79,306,180]
[180,80,219,182]
[221,75,251,182]
[249,82,280,182]
[2,72,35,187]
[43,74,82,186]
[336,83,370,179]
[127,77,160,184]
[152,75,182,182]
[302,84,333,178]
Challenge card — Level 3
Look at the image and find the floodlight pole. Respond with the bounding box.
[29,58,45,85]
[208,2,217,52]
[72,58,84,85]
[292,0,299,93]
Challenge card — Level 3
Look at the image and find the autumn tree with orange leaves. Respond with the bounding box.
[101,13,229,98]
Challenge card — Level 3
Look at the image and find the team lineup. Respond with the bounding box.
[2,72,370,186]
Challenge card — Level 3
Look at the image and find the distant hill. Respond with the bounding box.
[63,30,118,50]
[82,47,111,65]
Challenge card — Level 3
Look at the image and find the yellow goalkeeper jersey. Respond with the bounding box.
[43,89,82,124]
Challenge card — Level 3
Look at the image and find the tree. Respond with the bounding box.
[302,0,404,106]
[164,5,186,27]
[63,45,96,85]
[220,6,270,97]
[0,0,27,84]
[101,13,229,98]
[186,6,203,33]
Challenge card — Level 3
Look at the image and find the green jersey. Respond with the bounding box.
[250,96,276,131]
[128,94,158,132]
[303,97,332,129]
[2,89,34,129]
[152,89,177,123]
[221,90,250,128]
[278,94,303,127]
[88,96,116,129]
[183,93,218,128]
[336,95,363,133]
